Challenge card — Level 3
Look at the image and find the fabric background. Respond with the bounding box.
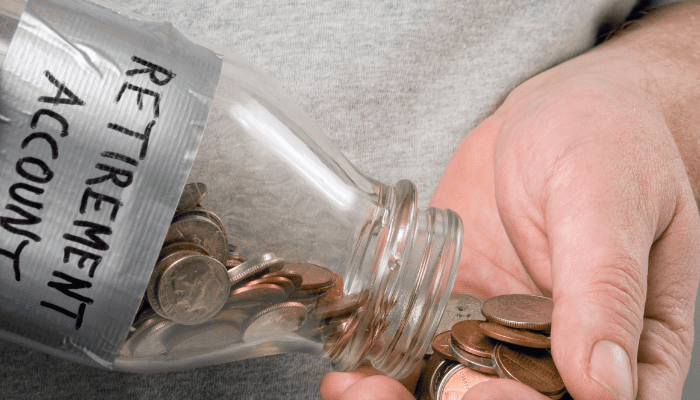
[1,0,698,399]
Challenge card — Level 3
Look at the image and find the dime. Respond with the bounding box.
[150,253,230,325]
[158,240,209,262]
[243,301,309,342]
[227,282,288,307]
[449,339,497,375]
[175,182,208,215]
[481,294,553,331]
[228,253,284,286]
[164,213,228,264]
[431,331,456,362]
[493,342,565,396]
[479,321,551,349]
[166,308,248,359]
[123,311,177,359]
[435,362,498,400]
[281,262,336,291]
[450,320,497,358]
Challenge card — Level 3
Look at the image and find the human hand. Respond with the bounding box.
[321,3,700,400]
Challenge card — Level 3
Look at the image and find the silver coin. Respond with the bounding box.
[122,310,177,359]
[166,308,248,359]
[449,338,497,375]
[177,208,227,239]
[175,182,208,215]
[228,253,284,286]
[153,253,231,325]
[164,214,227,264]
[243,301,309,342]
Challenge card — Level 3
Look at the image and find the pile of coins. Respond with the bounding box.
[416,294,569,400]
[119,183,367,361]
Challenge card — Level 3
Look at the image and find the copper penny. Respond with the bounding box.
[246,275,296,296]
[281,262,335,291]
[261,270,303,289]
[317,270,343,305]
[479,321,551,349]
[227,282,288,306]
[450,320,497,358]
[481,294,553,331]
[312,291,366,320]
[431,331,456,361]
[436,362,498,400]
[175,182,207,215]
[493,342,565,396]
[449,339,497,375]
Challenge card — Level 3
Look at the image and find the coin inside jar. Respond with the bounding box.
[164,213,228,264]
[281,262,336,291]
[175,182,208,215]
[148,252,230,325]
[242,301,309,342]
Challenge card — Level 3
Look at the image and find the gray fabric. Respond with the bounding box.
[5,0,699,399]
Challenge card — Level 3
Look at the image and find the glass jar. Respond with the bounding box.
[0,0,462,379]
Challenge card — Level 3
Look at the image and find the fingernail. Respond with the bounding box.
[590,340,634,400]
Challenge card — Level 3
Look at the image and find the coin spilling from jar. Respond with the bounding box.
[119,182,367,361]
[416,293,570,400]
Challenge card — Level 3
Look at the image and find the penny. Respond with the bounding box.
[317,270,343,305]
[227,283,288,307]
[481,294,553,331]
[246,275,296,296]
[493,342,565,396]
[436,362,498,400]
[431,331,456,362]
[228,253,284,286]
[261,270,303,289]
[243,301,309,342]
[226,252,247,268]
[450,320,497,358]
[429,293,485,356]
[175,182,208,215]
[150,253,230,325]
[164,213,228,264]
[449,339,497,375]
[312,291,366,320]
[281,262,335,291]
[479,321,551,349]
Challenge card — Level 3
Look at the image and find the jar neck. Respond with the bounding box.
[332,180,463,379]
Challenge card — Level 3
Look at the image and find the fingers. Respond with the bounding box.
[493,82,700,399]
[320,366,416,400]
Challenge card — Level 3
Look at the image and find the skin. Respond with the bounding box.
[320,2,700,399]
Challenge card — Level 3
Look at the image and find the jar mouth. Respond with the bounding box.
[330,180,463,379]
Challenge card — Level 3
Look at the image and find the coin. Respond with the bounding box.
[166,308,248,359]
[481,294,553,331]
[164,213,228,264]
[435,362,498,400]
[227,283,288,307]
[450,320,497,358]
[150,253,230,325]
[429,293,484,356]
[261,270,303,289]
[246,275,296,296]
[493,342,565,396]
[317,270,343,305]
[228,253,284,286]
[123,311,177,359]
[431,331,456,362]
[312,291,366,320]
[449,339,497,375]
[242,301,309,342]
[158,240,209,262]
[281,262,335,291]
[175,182,208,215]
[479,321,551,349]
